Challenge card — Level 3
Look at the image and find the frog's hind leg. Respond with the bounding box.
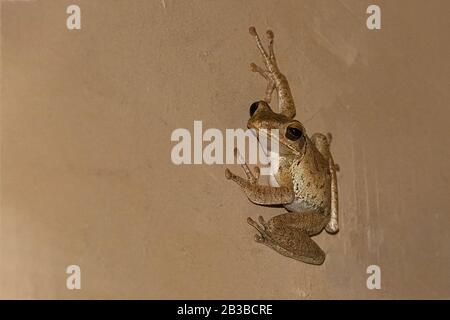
[247,212,328,265]
[267,211,329,236]
[311,133,339,234]
[248,27,296,118]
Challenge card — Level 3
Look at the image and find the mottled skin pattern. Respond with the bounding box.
[225,27,339,265]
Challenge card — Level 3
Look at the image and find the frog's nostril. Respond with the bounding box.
[250,101,259,116]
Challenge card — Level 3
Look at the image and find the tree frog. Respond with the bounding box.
[225,27,339,265]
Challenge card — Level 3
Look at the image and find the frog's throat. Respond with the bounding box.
[254,129,307,161]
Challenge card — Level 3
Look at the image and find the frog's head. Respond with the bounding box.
[247,100,307,156]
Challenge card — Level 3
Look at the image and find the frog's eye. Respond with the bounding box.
[286,126,303,141]
[249,102,259,116]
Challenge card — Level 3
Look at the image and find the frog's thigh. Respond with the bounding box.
[268,211,328,236]
[268,225,325,265]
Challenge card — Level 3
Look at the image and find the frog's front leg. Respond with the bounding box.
[225,167,294,205]
[247,212,328,265]
[225,150,294,205]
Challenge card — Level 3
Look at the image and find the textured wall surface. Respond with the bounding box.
[1,0,449,299]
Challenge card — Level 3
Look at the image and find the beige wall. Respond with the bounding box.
[1,0,449,299]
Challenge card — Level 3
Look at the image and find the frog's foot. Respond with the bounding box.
[226,148,294,205]
[225,148,260,185]
[325,219,339,234]
[249,26,296,118]
[250,63,275,103]
[250,62,270,80]
[258,215,269,229]
[249,27,278,72]
[248,28,277,104]
[247,217,325,265]
[225,151,261,199]
[253,217,270,243]
[224,168,247,188]
[247,217,272,244]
